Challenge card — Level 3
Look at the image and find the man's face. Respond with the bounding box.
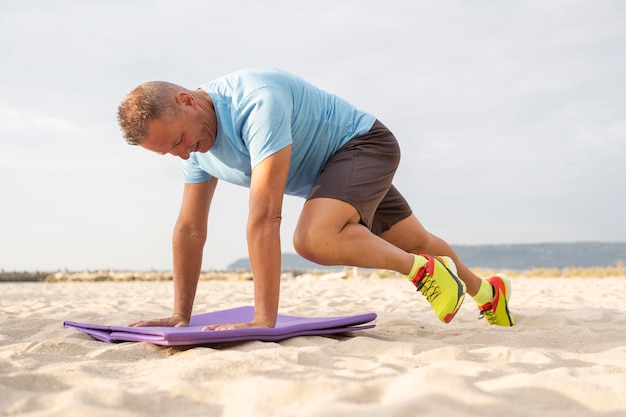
[141,94,216,160]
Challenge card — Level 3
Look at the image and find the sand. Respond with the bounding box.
[1,276,625,417]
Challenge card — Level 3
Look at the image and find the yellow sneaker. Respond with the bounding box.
[478,274,514,326]
[408,255,466,323]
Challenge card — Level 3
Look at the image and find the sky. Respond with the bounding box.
[1,0,625,271]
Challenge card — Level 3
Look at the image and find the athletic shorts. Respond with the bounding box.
[306,120,413,236]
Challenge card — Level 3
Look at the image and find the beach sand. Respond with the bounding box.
[1,276,625,417]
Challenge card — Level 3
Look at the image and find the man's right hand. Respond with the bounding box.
[128,313,189,328]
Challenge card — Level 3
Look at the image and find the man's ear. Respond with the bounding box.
[175,91,195,107]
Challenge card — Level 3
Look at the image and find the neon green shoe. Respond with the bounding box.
[478,274,514,326]
[408,255,466,323]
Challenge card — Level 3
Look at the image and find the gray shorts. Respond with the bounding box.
[306,120,413,236]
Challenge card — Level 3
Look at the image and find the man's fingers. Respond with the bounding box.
[202,321,270,331]
[128,317,186,327]
[128,320,157,327]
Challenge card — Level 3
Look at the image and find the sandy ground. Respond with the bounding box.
[1,277,625,417]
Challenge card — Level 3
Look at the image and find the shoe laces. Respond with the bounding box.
[478,303,497,324]
[416,275,441,301]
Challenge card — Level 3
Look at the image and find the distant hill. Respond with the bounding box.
[226,242,626,271]
[453,242,626,270]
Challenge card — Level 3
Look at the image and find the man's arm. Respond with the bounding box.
[205,146,291,330]
[130,178,217,327]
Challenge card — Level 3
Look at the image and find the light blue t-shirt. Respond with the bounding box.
[182,68,376,198]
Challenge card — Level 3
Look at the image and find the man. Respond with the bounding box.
[118,68,513,330]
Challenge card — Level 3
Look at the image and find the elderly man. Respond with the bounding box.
[117,67,513,330]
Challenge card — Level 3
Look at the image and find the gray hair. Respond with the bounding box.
[117,81,185,145]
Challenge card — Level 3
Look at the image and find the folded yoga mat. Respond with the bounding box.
[64,306,377,346]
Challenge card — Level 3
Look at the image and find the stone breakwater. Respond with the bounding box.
[0,271,48,282]
[42,270,253,283]
[19,267,398,283]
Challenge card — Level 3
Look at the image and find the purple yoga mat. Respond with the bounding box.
[64,306,377,346]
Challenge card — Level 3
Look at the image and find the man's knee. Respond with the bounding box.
[293,225,317,262]
[293,223,336,265]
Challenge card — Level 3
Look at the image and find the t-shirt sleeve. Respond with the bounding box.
[239,86,293,168]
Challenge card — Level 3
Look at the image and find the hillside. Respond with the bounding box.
[226,242,626,271]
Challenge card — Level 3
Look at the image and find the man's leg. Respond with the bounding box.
[294,196,467,323]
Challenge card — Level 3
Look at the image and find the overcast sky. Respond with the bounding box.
[1,0,624,271]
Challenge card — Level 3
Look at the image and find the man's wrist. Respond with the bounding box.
[172,311,191,322]
[253,309,277,327]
